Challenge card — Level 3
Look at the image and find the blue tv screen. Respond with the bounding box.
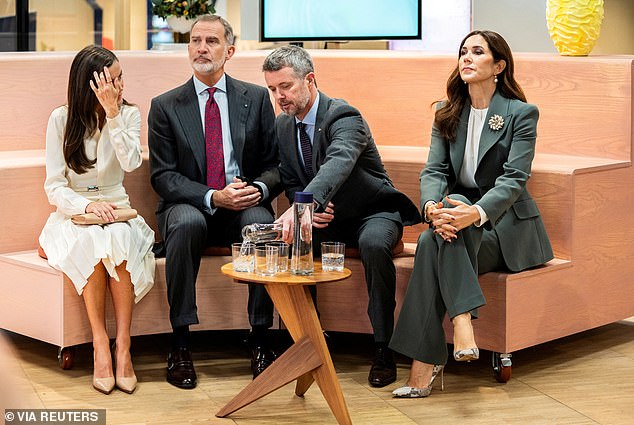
[260,0,422,42]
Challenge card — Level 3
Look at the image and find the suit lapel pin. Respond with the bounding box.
[244,104,248,108]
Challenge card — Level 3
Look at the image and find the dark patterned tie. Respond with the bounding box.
[297,122,314,179]
[205,87,225,189]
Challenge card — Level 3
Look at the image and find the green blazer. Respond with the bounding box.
[421,91,553,271]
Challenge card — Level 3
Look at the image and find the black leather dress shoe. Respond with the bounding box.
[251,345,276,379]
[368,346,397,387]
[167,347,197,389]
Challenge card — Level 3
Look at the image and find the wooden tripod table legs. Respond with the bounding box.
[216,284,352,425]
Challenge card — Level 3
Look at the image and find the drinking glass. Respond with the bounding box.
[321,242,345,272]
[232,242,255,272]
[255,245,278,276]
[267,241,289,273]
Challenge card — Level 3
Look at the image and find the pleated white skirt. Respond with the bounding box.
[39,212,155,303]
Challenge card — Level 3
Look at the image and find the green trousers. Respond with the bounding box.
[389,194,505,365]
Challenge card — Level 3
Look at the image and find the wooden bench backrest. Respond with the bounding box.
[0,51,264,152]
[1,51,631,162]
[0,50,634,160]
[310,51,633,161]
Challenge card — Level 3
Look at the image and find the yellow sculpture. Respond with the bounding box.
[546,0,604,56]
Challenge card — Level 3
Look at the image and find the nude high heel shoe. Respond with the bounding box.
[92,376,115,395]
[113,344,137,394]
[92,350,114,395]
[115,375,137,394]
[392,365,444,398]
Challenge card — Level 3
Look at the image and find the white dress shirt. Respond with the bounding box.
[459,106,487,188]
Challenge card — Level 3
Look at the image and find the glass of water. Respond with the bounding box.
[321,242,345,272]
[267,241,289,273]
[232,242,255,272]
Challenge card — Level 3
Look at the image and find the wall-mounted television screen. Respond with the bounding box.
[260,0,422,42]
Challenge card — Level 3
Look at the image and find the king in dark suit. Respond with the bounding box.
[148,15,281,389]
[262,45,421,388]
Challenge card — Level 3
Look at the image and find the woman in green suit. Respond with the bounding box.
[389,30,553,398]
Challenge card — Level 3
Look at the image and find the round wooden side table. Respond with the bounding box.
[216,262,353,425]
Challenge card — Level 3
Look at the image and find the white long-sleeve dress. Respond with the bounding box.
[39,104,155,302]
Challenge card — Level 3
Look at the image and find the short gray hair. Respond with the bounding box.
[262,45,314,79]
[190,14,236,45]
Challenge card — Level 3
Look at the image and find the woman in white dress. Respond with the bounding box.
[39,46,155,395]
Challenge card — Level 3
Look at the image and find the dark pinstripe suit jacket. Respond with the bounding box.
[148,75,280,216]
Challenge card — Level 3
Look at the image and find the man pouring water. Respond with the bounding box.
[262,45,421,388]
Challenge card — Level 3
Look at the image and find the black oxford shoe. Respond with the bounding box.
[368,347,397,387]
[167,347,197,389]
[251,345,277,379]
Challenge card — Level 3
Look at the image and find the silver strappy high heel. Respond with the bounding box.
[454,347,480,362]
[392,365,444,398]
[452,312,479,362]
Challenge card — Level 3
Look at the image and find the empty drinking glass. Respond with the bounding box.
[267,241,289,273]
[255,245,279,276]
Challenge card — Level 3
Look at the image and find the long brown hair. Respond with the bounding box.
[434,30,526,141]
[63,45,122,174]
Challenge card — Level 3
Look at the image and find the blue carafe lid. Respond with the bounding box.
[294,192,313,203]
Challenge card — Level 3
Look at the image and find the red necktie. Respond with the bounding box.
[205,87,225,189]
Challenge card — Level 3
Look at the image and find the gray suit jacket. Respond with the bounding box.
[421,91,553,271]
[276,92,420,226]
[148,75,280,215]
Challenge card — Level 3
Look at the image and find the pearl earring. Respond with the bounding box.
[494,75,498,83]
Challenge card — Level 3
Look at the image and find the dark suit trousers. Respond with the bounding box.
[389,194,505,365]
[315,213,403,344]
[159,203,274,329]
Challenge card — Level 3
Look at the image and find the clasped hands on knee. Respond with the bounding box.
[426,197,480,242]
[211,178,261,211]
